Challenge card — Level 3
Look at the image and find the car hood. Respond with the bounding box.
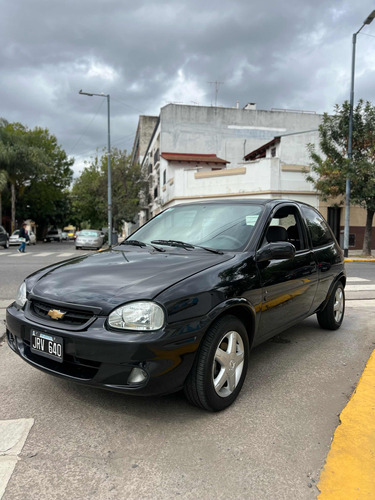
[28,247,234,314]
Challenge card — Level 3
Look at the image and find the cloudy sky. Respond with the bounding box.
[2,0,375,175]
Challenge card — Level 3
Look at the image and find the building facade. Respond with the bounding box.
[131,103,372,250]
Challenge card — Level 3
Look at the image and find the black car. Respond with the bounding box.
[6,200,346,411]
[0,225,9,249]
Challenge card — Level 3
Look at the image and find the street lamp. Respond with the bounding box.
[79,89,112,247]
[344,10,375,257]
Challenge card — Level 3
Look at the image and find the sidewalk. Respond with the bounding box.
[345,250,375,263]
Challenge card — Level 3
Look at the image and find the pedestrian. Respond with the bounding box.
[18,223,28,253]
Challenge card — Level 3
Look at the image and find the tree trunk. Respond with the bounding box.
[362,209,374,256]
[11,182,16,233]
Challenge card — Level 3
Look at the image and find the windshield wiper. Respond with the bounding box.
[121,240,165,252]
[151,239,223,255]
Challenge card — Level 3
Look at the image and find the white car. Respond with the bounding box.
[9,229,37,246]
[75,230,104,250]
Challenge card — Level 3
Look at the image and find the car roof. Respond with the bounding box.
[170,199,314,210]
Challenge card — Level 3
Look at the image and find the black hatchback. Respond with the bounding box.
[6,200,345,411]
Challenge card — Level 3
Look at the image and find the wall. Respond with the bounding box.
[160,158,319,209]
[160,104,322,168]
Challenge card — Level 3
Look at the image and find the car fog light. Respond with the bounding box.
[127,367,148,384]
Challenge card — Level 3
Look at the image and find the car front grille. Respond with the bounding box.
[30,300,94,326]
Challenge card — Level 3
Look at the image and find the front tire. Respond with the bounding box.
[184,315,249,411]
[317,281,345,330]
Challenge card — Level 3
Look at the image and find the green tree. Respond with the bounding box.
[307,100,375,256]
[0,120,48,231]
[0,119,74,235]
[72,149,145,231]
[71,157,107,229]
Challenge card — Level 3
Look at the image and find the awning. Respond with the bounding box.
[161,153,229,164]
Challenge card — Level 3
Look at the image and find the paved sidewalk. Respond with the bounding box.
[345,250,375,263]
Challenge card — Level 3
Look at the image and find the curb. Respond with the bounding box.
[317,349,375,498]
[344,258,375,262]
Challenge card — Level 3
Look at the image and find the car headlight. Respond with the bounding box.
[108,301,164,331]
[16,282,27,308]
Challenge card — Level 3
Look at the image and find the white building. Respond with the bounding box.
[133,103,322,225]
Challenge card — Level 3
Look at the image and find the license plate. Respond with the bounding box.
[30,330,63,363]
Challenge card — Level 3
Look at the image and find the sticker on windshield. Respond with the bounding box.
[246,215,258,225]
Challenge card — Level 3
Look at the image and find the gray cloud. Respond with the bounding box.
[1,0,375,174]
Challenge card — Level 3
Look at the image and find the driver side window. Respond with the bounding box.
[263,206,307,251]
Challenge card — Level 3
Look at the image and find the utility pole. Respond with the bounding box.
[79,90,112,247]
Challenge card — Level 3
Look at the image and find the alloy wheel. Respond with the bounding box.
[334,287,344,323]
[212,330,245,398]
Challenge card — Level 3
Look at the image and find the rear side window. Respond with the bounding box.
[302,206,333,248]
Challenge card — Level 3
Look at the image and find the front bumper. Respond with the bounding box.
[6,303,201,396]
[75,241,101,249]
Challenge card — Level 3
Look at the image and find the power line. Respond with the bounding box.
[69,99,105,157]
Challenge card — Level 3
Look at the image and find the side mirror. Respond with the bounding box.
[256,242,296,263]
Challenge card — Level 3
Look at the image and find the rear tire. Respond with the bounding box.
[317,281,345,330]
[184,315,249,411]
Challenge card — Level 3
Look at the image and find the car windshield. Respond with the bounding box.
[12,230,20,236]
[128,203,263,251]
[79,230,100,237]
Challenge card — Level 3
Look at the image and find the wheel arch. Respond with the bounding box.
[205,301,256,351]
[317,272,346,313]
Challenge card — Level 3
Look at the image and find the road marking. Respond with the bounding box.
[31,252,55,257]
[346,300,375,308]
[345,284,375,291]
[346,277,370,282]
[0,419,34,500]
[318,350,375,498]
[1,251,76,258]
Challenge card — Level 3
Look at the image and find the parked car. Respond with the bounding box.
[0,225,9,249]
[44,229,62,242]
[6,200,346,411]
[75,229,104,250]
[9,229,37,246]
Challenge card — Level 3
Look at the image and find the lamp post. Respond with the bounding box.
[344,10,375,257]
[79,90,112,247]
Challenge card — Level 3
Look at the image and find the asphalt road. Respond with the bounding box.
[0,244,374,499]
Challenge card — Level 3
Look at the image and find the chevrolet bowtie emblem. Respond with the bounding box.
[48,309,66,320]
